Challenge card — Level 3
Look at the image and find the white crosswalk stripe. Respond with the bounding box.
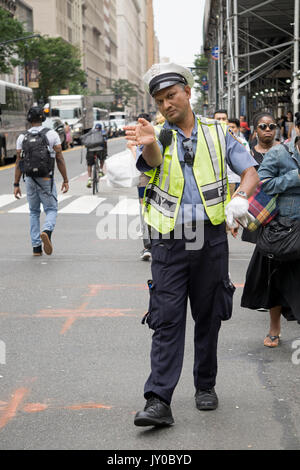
[59,196,106,214]
[9,195,72,213]
[0,194,26,208]
[0,194,140,216]
[110,198,140,215]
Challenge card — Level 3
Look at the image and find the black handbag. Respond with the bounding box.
[256,217,300,261]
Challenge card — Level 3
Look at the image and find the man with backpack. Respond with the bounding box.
[13,106,69,256]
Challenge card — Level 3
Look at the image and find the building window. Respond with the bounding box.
[67,1,72,20]
[68,27,72,43]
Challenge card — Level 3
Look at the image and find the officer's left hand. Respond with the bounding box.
[225,196,250,229]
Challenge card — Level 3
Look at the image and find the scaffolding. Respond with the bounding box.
[203,0,300,120]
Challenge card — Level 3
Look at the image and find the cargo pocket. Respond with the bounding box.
[213,277,236,321]
[141,280,158,330]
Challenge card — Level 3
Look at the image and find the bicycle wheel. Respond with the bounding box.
[93,158,99,194]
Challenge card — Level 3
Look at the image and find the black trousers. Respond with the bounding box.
[144,222,230,405]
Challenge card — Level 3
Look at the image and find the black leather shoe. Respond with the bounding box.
[195,388,218,411]
[134,396,174,427]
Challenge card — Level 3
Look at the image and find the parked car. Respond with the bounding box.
[43,117,67,150]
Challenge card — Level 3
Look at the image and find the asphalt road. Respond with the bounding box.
[0,139,300,451]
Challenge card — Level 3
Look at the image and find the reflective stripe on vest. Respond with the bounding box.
[143,118,230,234]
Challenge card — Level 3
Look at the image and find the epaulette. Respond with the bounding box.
[228,127,244,145]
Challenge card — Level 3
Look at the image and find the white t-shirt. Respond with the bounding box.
[16,126,61,158]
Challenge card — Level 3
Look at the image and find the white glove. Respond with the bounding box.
[225,196,251,229]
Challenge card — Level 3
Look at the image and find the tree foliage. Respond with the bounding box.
[191,54,209,115]
[0,7,28,74]
[111,79,137,109]
[22,36,86,102]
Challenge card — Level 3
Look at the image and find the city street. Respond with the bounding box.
[0,137,299,451]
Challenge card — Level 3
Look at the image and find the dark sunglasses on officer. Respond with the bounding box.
[257,123,277,131]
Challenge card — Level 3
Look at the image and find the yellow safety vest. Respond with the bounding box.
[143,117,231,234]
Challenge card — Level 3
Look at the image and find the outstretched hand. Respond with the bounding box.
[124,118,156,147]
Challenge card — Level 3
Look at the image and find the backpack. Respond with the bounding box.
[20,128,54,177]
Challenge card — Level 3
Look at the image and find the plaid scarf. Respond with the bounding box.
[247,181,278,232]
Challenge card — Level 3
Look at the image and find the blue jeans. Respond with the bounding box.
[25,177,58,248]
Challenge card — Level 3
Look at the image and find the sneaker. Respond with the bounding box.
[41,230,53,255]
[33,245,42,256]
[86,178,92,188]
[140,248,151,261]
[195,387,218,411]
[98,170,104,177]
[134,396,174,427]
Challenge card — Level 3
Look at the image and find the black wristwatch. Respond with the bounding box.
[14,183,20,187]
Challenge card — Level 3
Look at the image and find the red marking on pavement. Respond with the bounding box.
[60,317,76,335]
[37,307,138,335]
[0,388,29,429]
[65,403,112,411]
[38,308,137,318]
[23,403,49,413]
[234,283,245,288]
[84,284,147,297]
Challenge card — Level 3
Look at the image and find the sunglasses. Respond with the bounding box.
[257,123,277,131]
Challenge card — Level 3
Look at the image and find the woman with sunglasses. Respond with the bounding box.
[241,113,300,347]
[251,113,277,167]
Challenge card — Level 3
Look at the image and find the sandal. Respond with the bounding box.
[264,334,280,348]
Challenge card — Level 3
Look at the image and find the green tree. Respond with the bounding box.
[0,7,28,74]
[111,79,137,109]
[20,36,86,102]
[191,54,209,115]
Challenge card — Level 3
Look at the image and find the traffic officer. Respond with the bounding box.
[125,63,259,427]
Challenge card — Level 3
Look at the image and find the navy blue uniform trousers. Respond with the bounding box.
[144,222,230,405]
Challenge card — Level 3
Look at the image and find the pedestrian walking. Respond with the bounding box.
[124,62,259,427]
[241,112,300,347]
[14,106,69,256]
[64,121,72,149]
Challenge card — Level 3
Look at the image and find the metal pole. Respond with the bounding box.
[233,0,239,118]
[293,0,300,114]
[219,0,224,108]
[226,0,233,116]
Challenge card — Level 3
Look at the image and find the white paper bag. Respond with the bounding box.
[105,149,141,188]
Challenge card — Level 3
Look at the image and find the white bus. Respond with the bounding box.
[0,80,33,164]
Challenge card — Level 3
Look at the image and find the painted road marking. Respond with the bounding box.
[0,387,113,429]
[0,387,29,429]
[110,198,140,215]
[0,194,143,216]
[9,194,72,213]
[0,194,25,208]
[59,195,105,214]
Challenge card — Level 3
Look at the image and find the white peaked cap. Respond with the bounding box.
[143,62,195,96]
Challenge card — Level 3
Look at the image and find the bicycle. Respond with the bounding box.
[92,151,100,194]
